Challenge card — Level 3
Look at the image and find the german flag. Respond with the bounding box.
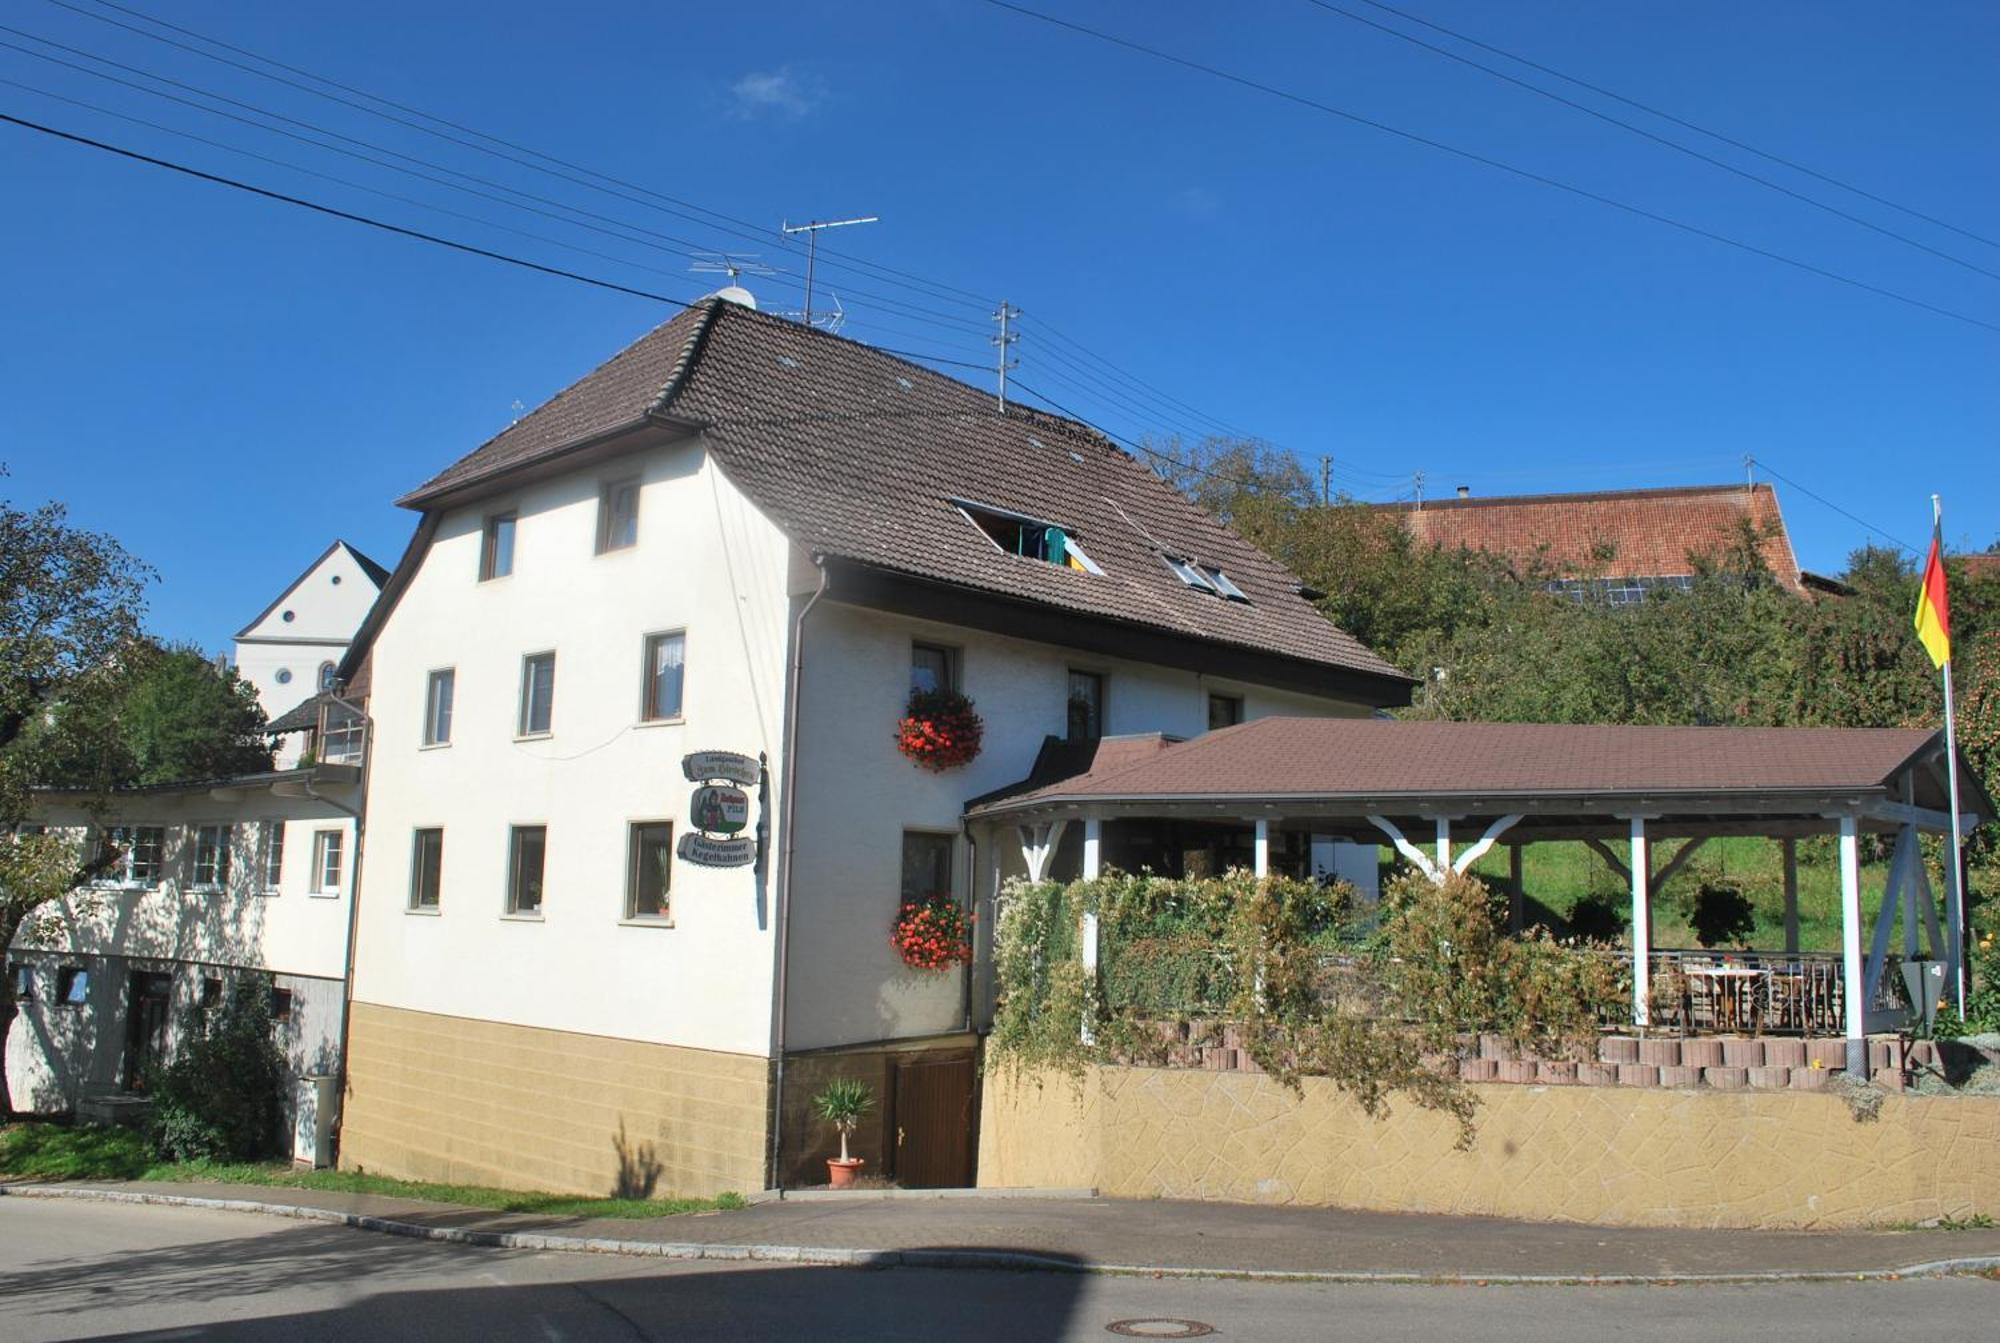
[1915,518,1951,668]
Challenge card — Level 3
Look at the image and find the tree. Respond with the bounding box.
[1,475,152,1118]
[20,642,272,789]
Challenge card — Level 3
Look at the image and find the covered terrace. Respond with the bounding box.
[965,718,1992,1074]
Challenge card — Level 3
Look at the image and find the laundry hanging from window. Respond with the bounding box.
[956,501,1103,574]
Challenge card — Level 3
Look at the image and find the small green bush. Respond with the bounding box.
[150,973,286,1163]
[1688,882,1757,949]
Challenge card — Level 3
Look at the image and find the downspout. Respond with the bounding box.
[766,555,829,1191]
[317,688,372,1162]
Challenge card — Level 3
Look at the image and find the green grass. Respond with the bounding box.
[0,1123,745,1219]
[1440,834,1990,953]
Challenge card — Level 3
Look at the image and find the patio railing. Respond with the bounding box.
[1591,949,1902,1037]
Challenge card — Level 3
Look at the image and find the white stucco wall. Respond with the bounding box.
[6,793,358,1114]
[235,543,385,766]
[348,440,793,1059]
[782,601,1377,1052]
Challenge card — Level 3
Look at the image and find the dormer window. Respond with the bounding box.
[955,500,1103,575]
[1164,556,1250,603]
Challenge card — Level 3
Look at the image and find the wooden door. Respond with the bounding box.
[123,971,173,1091]
[893,1055,976,1188]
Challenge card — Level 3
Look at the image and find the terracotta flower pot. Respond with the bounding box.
[826,1156,865,1189]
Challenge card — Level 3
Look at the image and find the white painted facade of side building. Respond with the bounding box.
[7,773,361,1123]
[234,541,386,767]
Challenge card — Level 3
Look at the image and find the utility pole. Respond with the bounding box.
[1414,469,1426,508]
[992,301,1020,412]
[1320,455,1331,507]
[1744,453,1756,490]
[780,216,878,327]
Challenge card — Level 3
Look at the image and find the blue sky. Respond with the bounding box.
[3,1,1995,651]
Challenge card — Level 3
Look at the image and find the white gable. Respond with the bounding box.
[235,541,385,643]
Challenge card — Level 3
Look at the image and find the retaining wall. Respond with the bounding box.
[978,1063,2000,1229]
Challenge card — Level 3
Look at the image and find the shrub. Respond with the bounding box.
[150,973,287,1164]
[1688,881,1757,948]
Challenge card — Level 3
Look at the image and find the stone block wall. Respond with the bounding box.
[979,1063,2000,1229]
[339,1001,770,1198]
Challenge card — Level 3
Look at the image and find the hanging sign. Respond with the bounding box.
[691,784,750,836]
[678,831,755,868]
[681,750,761,788]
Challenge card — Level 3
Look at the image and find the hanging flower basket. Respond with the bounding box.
[896,688,984,772]
[892,894,975,971]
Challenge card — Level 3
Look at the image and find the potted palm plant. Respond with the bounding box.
[812,1077,873,1188]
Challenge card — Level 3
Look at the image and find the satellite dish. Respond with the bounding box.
[710,284,757,310]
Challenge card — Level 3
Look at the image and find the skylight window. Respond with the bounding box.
[1164,555,1250,603]
[956,500,1103,575]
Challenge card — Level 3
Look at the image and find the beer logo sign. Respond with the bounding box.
[691,784,749,837]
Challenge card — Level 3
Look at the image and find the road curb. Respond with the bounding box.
[6,1184,1999,1286]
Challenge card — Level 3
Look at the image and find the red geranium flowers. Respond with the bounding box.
[896,688,984,772]
[892,895,974,971]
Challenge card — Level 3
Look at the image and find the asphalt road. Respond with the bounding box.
[4,1197,1999,1342]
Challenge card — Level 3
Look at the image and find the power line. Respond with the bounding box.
[0,109,996,376]
[1749,456,1916,556]
[0,22,996,339]
[44,0,999,311]
[1300,0,2000,286]
[1348,0,2000,255]
[979,0,2000,337]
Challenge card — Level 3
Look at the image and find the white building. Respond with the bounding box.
[233,540,388,767]
[333,295,1413,1197]
[6,768,362,1143]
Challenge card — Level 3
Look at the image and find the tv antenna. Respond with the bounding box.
[992,301,1020,413]
[690,253,775,288]
[772,292,847,335]
[780,215,878,326]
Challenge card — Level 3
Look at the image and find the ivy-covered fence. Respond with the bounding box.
[988,868,1624,1144]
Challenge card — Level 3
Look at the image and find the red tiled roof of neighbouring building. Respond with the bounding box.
[1375,484,1806,594]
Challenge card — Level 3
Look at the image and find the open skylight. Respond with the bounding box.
[1164,555,1250,603]
[955,500,1104,575]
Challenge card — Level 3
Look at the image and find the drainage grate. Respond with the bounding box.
[1105,1321,1216,1339]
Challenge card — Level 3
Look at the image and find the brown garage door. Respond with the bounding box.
[893,1055,976,1188]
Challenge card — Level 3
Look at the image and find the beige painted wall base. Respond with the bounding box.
[978,1064,2000,1230]
[340,1002,769,1199]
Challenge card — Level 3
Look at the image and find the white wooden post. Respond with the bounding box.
[1434,817,1451,876]
[1080,817,1101,1045]
[1253,818,1270,878]
[1781,837,1799,955]
[1839,815,1866,1075]
[1629,816,1651,1028]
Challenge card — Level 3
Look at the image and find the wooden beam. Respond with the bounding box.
[1646,835,1710,899]
[1839,815,1866,1075]
[1860,800,1982,833]
[1368,815,1440,883]
[1583,836,1630,885]
[1253,818,1270,879]
[1451,814,1524,876]
[1629,816,1651,1029]
[1782,837,1799,954]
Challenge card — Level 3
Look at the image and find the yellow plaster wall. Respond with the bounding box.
[979,1065,2000,1229]
[340,1001,769,1199]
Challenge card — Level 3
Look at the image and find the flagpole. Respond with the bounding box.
[1934,493,1969,1017]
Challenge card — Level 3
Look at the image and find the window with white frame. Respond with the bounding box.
[626,822,673,921]
[190,824,231,889]
[1207,693,1245,730]
[100,825,165,886]
[260,821,284,893]
[596,478,640,553]
[424,668,455,745]
[321,702,365,764]
[1164,555,1250,602]
[1066,670,1104,742]
[410,828,443,910]
[519,652,555,736]
[317,661,338,692]
[900,830,955,903]
[641,633,685,722]
[309,829,344,895]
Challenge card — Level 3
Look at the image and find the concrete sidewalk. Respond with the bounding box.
[7,1180,2000,1283]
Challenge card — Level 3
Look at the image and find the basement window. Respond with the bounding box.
[1164,556,1250,603]
[954,500,1103,575]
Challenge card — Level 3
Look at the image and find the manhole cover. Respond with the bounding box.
[1105,1321,1216,1339]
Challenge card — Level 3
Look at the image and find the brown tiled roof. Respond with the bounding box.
[971,717,1974,812]
[1960,554,2000,580]
[265,692,329,735]
[399,300,1410,693]
[1376,485,1805,594]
